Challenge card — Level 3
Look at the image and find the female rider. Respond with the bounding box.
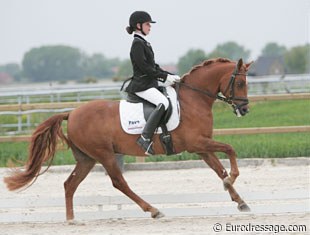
[125,11,180,155]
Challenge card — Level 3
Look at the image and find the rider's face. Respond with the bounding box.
[137,22,151,35]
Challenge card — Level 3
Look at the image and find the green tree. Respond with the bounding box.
[207,41,250,61]
[115,59,133,81]
[0,63,22,81]
[22,45,84,82]
[177,49,206,75]
[261,42,287,57]
[82,53,120,79]
[285,44,310,74]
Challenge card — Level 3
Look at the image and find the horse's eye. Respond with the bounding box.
[236,81,245,88]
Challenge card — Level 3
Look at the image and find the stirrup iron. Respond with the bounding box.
[136,136,154,155]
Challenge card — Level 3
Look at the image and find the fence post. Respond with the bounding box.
[26,96,31,129]
[17,96,22,133]
[57,93,61,102]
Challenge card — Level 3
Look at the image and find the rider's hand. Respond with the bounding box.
[166,74,181,84]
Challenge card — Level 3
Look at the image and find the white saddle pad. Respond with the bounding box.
[120,86,180,134]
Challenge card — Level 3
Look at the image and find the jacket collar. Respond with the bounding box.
[134,33,147,42]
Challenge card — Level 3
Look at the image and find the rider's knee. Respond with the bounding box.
[161,99,169,110]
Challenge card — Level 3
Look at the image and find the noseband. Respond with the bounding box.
[178,62,249,112]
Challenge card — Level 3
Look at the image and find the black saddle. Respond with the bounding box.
[126,87,173,125]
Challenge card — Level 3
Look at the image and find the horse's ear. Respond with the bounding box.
[245,61,254,71]
[237,58,243,71]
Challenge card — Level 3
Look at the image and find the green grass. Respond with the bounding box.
[0,99,309,167]
[0,142,76,167]
[214,133,310,158]
[212,99,310,128]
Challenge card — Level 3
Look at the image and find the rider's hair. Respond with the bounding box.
[126,26,134,34]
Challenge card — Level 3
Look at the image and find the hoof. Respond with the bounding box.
[67,220,85,225]
[151,210,165,219]
[238,202,251,212]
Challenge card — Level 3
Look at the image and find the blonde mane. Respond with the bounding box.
[181,58,232,79]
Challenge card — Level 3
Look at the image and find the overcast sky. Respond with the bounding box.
[1,0,310,65]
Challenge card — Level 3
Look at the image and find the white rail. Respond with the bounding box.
[0,74,309,104]
[0,74,309,134]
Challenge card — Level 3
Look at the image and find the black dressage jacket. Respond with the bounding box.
[125,34,170,93]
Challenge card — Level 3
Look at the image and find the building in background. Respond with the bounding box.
[249,56,285,76]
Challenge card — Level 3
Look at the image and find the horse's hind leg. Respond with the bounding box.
[201,153,250,212]
[101,155,164,219]
[64,145,96,221]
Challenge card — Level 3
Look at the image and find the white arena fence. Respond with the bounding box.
[0,74,309,134]
[0,74,309,104]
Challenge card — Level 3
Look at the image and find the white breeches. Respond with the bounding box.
[135,87,169,110]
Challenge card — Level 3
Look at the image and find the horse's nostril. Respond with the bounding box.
[241,105,249,113]
[239,106,249,116]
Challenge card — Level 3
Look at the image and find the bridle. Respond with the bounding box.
[178,62,249,116]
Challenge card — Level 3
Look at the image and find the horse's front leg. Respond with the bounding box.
[198,137,239,185]
[201,152,250,212]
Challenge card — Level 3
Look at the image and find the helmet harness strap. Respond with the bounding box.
[139,23,146,36]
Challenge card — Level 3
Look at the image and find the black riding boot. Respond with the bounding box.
[136,103,166,155]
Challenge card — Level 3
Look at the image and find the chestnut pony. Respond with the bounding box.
[4,58,253,220]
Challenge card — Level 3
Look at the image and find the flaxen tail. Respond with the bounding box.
[4,113,69,191]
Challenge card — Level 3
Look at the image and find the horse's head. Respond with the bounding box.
[219,58,253,117]
[180,58,253,117]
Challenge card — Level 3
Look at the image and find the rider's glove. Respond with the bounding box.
[166,74,181,84]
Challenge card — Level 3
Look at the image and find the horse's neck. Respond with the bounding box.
[182,67,224,101]
[178,80,214,120]
[177,62,233,133]
[178,65,228,120]
[177,86,214,135]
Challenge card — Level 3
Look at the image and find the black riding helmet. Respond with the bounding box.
[126,11,156,35]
